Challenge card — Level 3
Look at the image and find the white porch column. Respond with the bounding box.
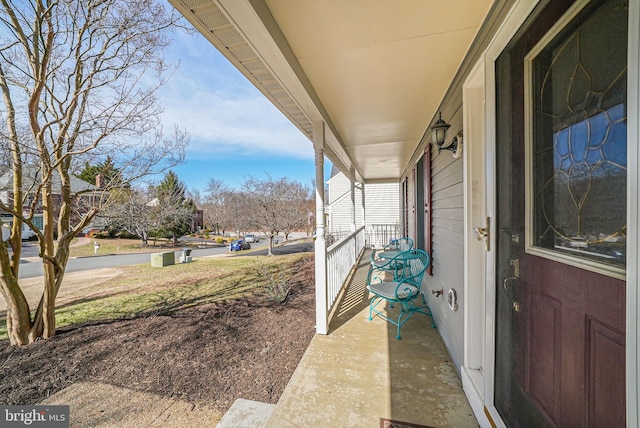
[361,181,366,249]
[313,121,328,335]
[361,181,366,229]
[349,167,356,233]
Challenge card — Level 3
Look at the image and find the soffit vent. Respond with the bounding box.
[215,29,245,47]
[189,3,228,29]
[183,0,210,9]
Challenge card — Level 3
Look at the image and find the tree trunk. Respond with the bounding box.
[1,277,32,345]
[0,227,29,345]
[42,263,57,338]
[0,237,31,345]
[28,185,60,341]
[268,235,274,256]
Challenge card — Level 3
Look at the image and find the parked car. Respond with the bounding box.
[230,239,251,251]
[244,234,259,243]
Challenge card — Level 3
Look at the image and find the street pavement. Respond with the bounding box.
[17,234,312,279]
[18,245,232,278]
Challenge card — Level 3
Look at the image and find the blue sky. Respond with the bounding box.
[157,29,329,193]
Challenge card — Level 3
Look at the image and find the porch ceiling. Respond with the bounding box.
[168,0,494,182]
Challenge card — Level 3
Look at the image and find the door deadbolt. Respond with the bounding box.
[509,258,520,278]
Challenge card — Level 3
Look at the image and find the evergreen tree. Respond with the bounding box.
[157,170,186,202]
[156,171,194,242]
[76,156,121,187]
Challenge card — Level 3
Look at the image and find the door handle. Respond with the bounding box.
[503,276,518,293]
[473,217,490,251]
[503,276,521,312]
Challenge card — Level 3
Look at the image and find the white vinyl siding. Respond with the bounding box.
[418,114,466,372]
[327,174,351,204]
[327,172,399,234]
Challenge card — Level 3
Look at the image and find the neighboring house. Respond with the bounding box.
[168,1,640,427]
[0,214,39,240]
[191,209,204,233]
[326,166,399,247]
[1,223,10,241]
[0,167,98,238]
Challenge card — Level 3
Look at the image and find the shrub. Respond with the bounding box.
[256,260,291,304]
[95,229,113,239]
[117,230,139,239]
[216,237,226,244]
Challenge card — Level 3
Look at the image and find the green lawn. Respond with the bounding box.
[0,253,310,340]
[70,238,181,258]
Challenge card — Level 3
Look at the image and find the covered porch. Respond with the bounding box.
[268,250,476,427]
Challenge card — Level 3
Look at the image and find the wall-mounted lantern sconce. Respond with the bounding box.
[430,112,463,158]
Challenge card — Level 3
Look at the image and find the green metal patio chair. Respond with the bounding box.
[370,248,407,280]
[367,249,435,339]
[384,237,413,252]
[370,237,414,278]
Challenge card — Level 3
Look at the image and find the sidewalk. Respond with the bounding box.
[0,268,120,313]
[41,382,223,428]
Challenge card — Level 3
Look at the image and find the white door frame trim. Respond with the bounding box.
[627,0,639,425]
[461,56,490,425]
[477,1,541,426]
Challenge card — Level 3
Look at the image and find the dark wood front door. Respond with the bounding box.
[494,1,628,427]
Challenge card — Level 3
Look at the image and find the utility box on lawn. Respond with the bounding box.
[180,248,192,263]
[151,251,175,267]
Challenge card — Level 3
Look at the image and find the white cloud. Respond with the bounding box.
[159,30,313,160]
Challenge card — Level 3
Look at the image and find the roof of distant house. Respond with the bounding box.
[0,166,97,193]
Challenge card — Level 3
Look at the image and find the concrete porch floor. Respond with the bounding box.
[266,251,478,428]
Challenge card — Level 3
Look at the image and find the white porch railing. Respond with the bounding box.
[326,226,366,315]
[365,223,401,249]
[328,224,401,249]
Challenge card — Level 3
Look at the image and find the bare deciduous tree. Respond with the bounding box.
[280,182,313,241]
[218,189,253,238]
[0,0,186,345]
[99,187,155,245]
[203,178,227,234]
[242,176,311,256]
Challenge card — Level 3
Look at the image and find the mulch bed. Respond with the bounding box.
[0,255,315,413]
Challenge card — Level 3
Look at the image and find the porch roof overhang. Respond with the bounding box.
[168,0,495,183]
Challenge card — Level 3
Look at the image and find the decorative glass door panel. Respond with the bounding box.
[526,0,628,278]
